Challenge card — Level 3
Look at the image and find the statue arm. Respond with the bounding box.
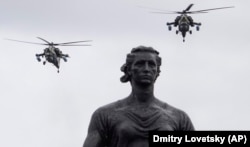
[83,108,108,147]
[83,130,104,147]
[178,111,195,131]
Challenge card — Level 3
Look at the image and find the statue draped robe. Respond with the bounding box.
[86,98,194,147]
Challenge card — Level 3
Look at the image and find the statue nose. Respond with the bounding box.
[143,62,150,71]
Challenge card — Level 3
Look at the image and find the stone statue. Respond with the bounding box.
[83,46,194,147]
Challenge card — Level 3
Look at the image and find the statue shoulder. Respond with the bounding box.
[93,99,126,116]
[155,99,187,115]
[155,98,194,129]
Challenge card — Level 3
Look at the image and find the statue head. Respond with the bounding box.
[120,46,162,83]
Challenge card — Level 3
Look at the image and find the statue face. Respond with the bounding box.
[130,52,158,85]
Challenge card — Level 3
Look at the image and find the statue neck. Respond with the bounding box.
[129,82,155,104]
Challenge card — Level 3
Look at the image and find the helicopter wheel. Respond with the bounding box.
[176,30,178,34]
[189,30,192,34]
[43,61,46,65]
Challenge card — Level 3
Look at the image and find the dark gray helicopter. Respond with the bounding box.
[5,37,92,72]
[150,4,234,42]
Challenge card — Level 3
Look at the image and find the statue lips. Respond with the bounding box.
[140,74,153,81]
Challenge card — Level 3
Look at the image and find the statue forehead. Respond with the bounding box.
[131,52,158,62]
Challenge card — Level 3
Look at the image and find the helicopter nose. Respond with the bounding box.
[179,24,189,31]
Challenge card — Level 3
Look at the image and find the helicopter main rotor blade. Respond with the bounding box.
[150,11,207,14]
[57,44,92,46]
[4,38,48,45]
[37,37,51,44]
[138,6,181,13]
[138,6,171,12]
[184,4,194,12]
[187,11,208,14]
[189,6,234,13]
[150,11,180,14]
[56,40,92,45]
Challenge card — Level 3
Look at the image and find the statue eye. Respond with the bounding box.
[148,61,156,67]
[134,61,144,66]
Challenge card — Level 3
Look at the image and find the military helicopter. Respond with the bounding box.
[5,37,92,72]
[149,4,234,42]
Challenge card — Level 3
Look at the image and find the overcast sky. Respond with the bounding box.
[0,0,249,147]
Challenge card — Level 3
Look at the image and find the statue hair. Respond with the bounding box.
[120,46,162,83]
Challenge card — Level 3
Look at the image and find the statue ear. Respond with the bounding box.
[127,67,132,76]
[122,64,130,75]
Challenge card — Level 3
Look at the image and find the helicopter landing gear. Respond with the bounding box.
[43,61,46,65]
[189,30,192,34]
[176,30,178,34]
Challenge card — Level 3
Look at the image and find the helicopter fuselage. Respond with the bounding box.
[178,15,191,38]
[178,22,189,39]
[44,46,60,69]
[36,45,67,72]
